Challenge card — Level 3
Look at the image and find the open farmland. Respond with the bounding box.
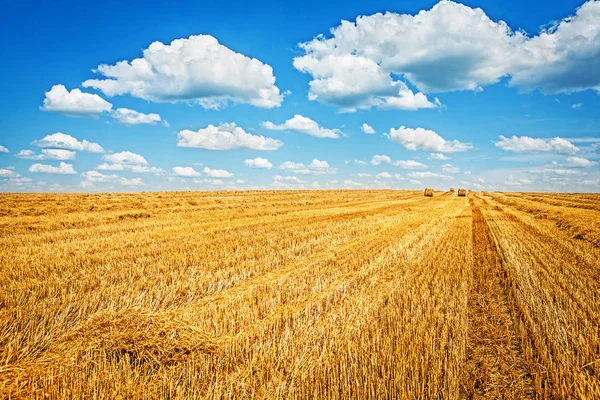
[1,190,599,399]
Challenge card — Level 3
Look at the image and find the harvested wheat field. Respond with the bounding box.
[1,190,600,399]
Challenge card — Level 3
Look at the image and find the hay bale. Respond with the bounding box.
[450,188,455,192]
[424,188,434,197]
[457,188,467,197]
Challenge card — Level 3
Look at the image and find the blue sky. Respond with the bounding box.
[1,0,599,192]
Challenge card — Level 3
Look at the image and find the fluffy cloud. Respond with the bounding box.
[81,171,145,186]
[96,163,163,174]
[571,103,583,109]
[29,162,76,175]
[504,175,533,186]
[177,123,282,151]
[82,35,282,109]
[203,167,233,178]
[41,84,112,117]
[428,153,448,160]
[172,166,201,177]
[33,132,105,153]
[244,157,273,169]
[354,160,368,165]
[494,135,579,154]
[407,171,453,180]
[111,108,162,125]
[293,1,600,105]
[0,145,8,153]
[102,151,148,165]
[274,175,305,184]
[262,114,342,139]
[387,126,472,153]
[566,156,597,167]
[0,168,15,177]
[279,159,337,175]
[376,172,393,179]
[16,149,76,161]
[361,123,375,134]
[442,164,460,174]
[370,155,391,165]
[393,160,428,169]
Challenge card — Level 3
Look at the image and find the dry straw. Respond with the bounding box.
[424,188,434,197]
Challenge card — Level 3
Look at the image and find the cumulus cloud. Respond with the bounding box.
[442,164,460,174]
[387,126,472,153]
[97,163,163,175]
[33,132,105,153]
[293,1,600,105]
[370,155,391,165]
[172,166,201,177]
[177,123,282,151]
[376,172,393,179]
[262,114,342,139]
[571,103,583,109]
[393,160,428,169]
[354,160,368,165]
[428,153,448,160]
[407,171,453,180]
[361,123,375,134]
[566,156,597,167]
[41,84,112,117]
[111,108,162,125]
[16,149,76,161]
[203,167,233,178]
[82,35,282,109]
[102,151,148,165]
[0,145,8,153]
[494,135,579,154]
[29,162,76,175]
[0,168,15,177]
[244,157,273,169]
[279,159,337,175]
[505,175,533,186]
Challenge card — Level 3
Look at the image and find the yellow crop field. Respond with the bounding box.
[1,190,600,399]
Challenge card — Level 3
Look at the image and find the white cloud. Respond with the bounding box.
[355,173,372,178]
[442,164,460,174]
[361,123,375,134]
[29,162,76,175]
[0,168,15,177]
[97,163,163,174]
[82,35,282,109]
[274,175,305,184]
[566,156,597,167]
[370,155,391,165]
[354,160,368,165]
[120,177,145,187]
[16,149,76,161]
[387,126,472,153]
[343,180,363,187]
[407,171,453,180]
[279,159,337,175]
[494,135,579,154]
[0,145,8,153]
[428,153,448,160]
[505,175,533,186]
[177,123,282,151]
[172,166,201,177]
[376,172,393,179]
[41,84,112,117]
[393,160,428,169]
[409,179,422,185]
[293,1,600,103]
[464,171,472,175]
[203,167,233,178]
[262,114,342,139]
[33,132,105,153]
[571,103,583,109]
[111,108,162,125]
[82,170,118,183]
[102,151,148,165]
[244,157,272,169]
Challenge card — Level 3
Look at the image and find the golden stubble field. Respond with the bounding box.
[1,190,599,399]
